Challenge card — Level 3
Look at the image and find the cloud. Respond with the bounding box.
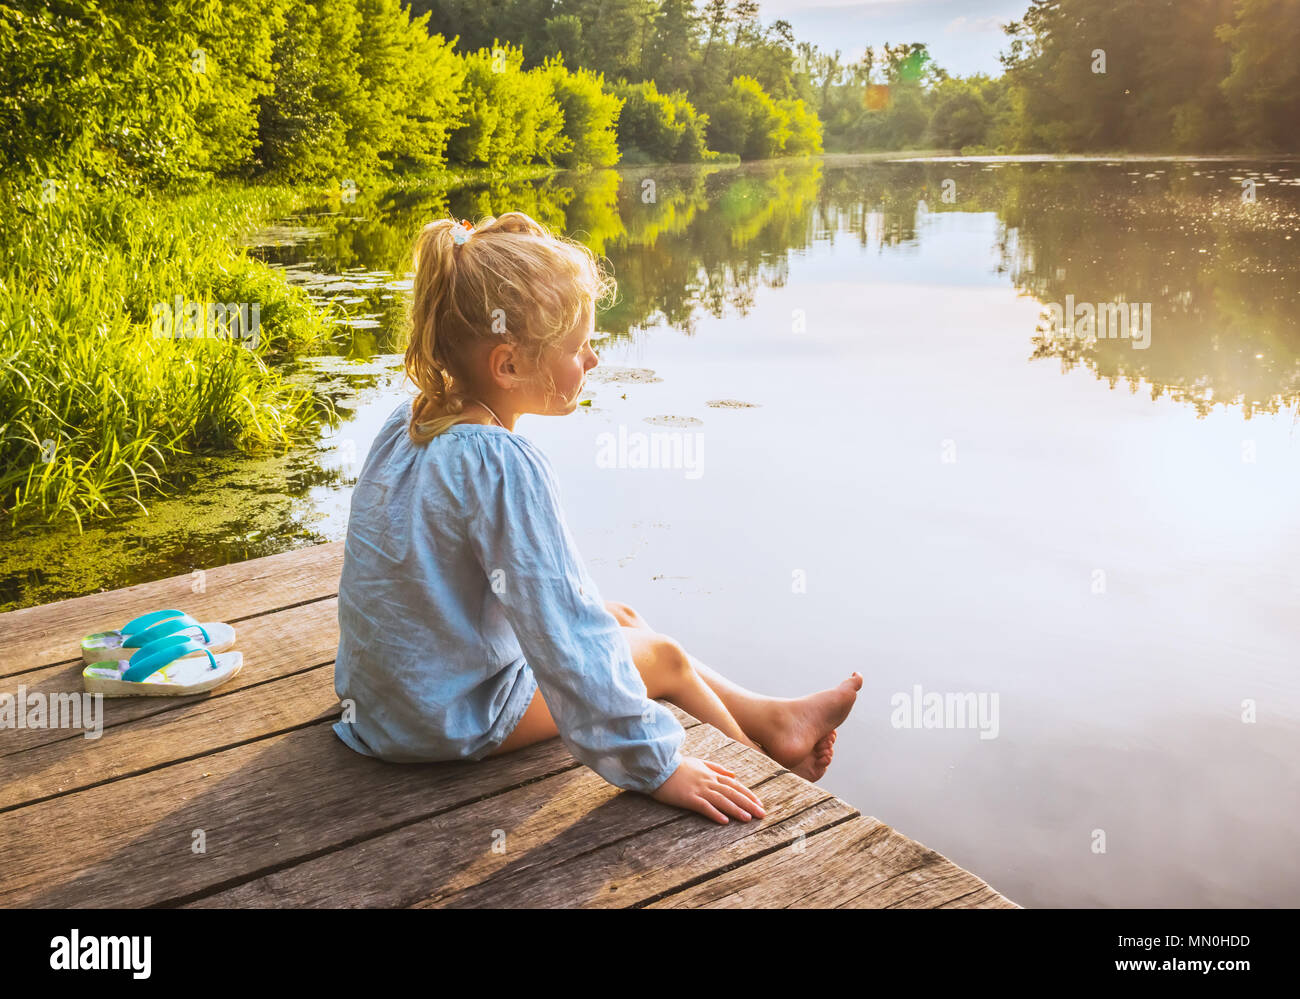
[946,14,1008,35]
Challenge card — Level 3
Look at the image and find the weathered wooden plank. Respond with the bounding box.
[188,730,842,909]
[1,638,698,813]
[648,815,1018,909]
[192,723,743,910]
[824,823,1019,909]
[0,541,344,676]
[880,866,1020,909]
[1,597,342,756]
[937,885,1020,909]
[0,667,336,811]
[0,703,700,908]
[425,773,857,909]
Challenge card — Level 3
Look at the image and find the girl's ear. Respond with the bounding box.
[486,341,519,381]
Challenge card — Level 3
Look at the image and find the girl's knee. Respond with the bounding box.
[605,601,646,629]
[627,630,692,697]
[650,634,692,679]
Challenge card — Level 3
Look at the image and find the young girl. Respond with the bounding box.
[333,211,861,826]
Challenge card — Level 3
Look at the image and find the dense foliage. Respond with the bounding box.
[410,0,1300,155]
[1,0,824,190]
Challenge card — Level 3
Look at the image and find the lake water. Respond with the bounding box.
[5,154,1299,907]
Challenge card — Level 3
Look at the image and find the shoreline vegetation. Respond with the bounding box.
[2,0,1297,530]
[0,166,566,532]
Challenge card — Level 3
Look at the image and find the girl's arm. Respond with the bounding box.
[461,434,685,795]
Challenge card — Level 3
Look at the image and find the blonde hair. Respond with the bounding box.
[404,211,616,444]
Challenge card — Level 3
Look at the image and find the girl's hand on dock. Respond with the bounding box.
[650,757,766,824]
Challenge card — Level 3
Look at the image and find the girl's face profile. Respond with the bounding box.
[540,302,598,414]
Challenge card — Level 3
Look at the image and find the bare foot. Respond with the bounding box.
[755,673,861,782]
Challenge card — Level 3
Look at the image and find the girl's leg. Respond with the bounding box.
[486,627,763,758]
[602,602,861,782]
[604,601,783,747]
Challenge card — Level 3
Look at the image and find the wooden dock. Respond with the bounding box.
[0,543,1017,908]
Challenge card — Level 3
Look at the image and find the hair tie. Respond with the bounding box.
[451,219,474,245]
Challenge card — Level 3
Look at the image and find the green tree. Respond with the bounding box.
[928,78,992,151]
[1217,0,1300,150]
[447,42,565,169]
[613,79,714,162]
[255,0,368,179]
[545,58,623,169]
[778,96,823,155]
[708,75,791,159]
[190,0,286,175]
[0,0,209,184]
[350,0,466,174]
[614,79,686,161]
[999,0,1248,152]
[644,0,701,93]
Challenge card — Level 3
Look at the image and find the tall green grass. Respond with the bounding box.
[0,178,339,531]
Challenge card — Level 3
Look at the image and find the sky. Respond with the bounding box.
[755,0,1029,77]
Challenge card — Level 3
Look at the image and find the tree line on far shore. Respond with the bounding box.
[0,0,822,190]
[6,0,1296,194]
[415,0,1300,157]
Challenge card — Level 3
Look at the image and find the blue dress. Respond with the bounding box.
[332,397,686,794]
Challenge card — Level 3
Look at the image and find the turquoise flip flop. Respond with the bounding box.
[82,631,243,697]
[80,609,236,667]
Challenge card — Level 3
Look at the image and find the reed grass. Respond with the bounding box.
[0,178,340,531]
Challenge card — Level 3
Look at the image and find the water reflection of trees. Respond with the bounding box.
[270,157,1300,418]
[834,160,1300,417]
[269,162,827,339]
[989,163,1300,418]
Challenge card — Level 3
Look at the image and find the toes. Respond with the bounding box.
[815,732,836,764]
